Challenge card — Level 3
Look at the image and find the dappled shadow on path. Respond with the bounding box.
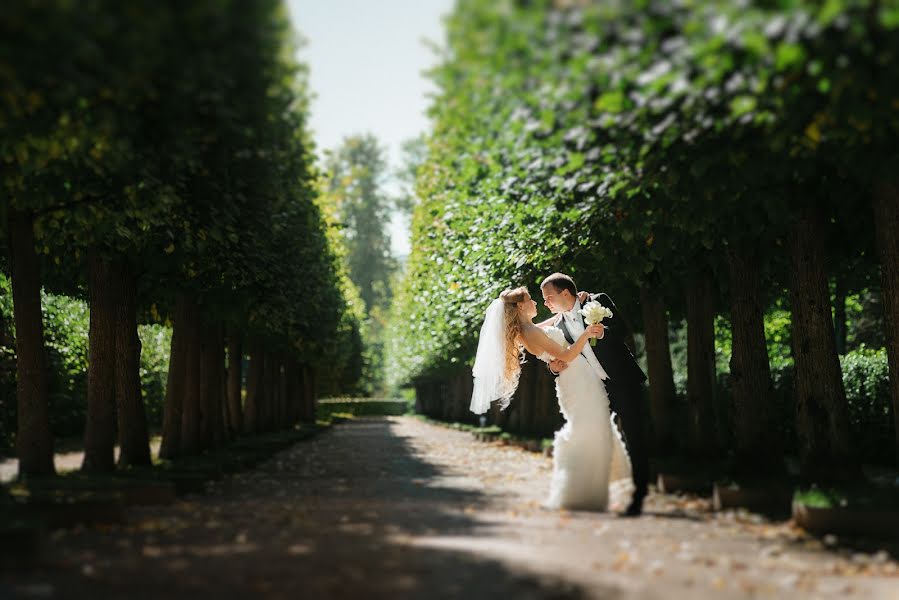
[0,418,607,600]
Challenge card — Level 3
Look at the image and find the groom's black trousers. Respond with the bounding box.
[606,378,649,502]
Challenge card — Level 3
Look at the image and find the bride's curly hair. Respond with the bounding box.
[500,286,528,384]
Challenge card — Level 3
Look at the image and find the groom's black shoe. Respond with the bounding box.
[621,497,644,518]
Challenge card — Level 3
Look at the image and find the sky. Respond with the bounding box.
[286,0,455,257]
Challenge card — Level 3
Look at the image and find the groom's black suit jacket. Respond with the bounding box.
[555,292,647,397]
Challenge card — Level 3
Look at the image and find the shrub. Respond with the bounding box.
[841,346,892,463]
[138,324,172,429]
[41,292,90,438]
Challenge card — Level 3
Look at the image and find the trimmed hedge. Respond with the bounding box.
[316,397,409,421]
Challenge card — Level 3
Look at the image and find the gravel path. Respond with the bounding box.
[2,416,897,599]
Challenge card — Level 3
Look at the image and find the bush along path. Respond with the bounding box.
[1,416,897,600]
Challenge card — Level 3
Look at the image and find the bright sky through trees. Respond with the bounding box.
[286,0,453,257]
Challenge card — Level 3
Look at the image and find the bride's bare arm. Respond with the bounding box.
[535,316,556,329]
[520,323,601,363]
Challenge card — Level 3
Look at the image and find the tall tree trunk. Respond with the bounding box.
[535,364,558,436]
[685,268,717,456]
[278,354,289,429]
[178,304,202,456]
[7,210,55,477]
[789,206,858,481]
[197,325,212,451]
[82,254,118,473]
[295,358,306,425]
[463,370,476,426]
[833,276,848,356]
[294,359,306,425]
[273,353,284,430]
[114,261,151,467]
[257,351,269,432]
[490,381,509,430]
[301,366,316,424]
[199,322,225,450]
[243,341,263,434]
[727,245,781,477]
[159,294,193,459]
[518,360,535,435]
[285,356,295,426]
[211,324,226,446]
[872,177,899,465]
[639,284,677,453]
[456,370,474,424]
[269,352,281,431]
[226,330,243,435]
[221,366,231,443]
[261,351,274,432]
[220,349,230,443]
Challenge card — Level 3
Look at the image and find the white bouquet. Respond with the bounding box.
[579,300,612,346]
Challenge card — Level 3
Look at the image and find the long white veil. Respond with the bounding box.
[470,298,520,414]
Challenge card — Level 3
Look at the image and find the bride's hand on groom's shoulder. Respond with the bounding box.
[577,291,590,304]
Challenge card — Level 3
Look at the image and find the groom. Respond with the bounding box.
[540,272,649,516]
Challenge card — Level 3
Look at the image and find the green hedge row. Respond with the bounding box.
[315,397,409,421]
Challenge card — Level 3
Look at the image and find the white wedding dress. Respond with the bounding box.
[538,327,634,511]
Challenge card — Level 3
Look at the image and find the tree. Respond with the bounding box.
[5,210,55,476]
[3,0,362,471]
[389,0,895,478]
[325,135,397,312]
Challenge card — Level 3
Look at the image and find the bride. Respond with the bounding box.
[470,286,632,511]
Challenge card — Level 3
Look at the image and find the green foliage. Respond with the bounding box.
[324,135,398,313]
[840,346,892,461]
[764,308,794,368]
[40,292,89,437]
[794,485,899,510]
[388,1,896,479]
[313,175,368,395]
[137,324,173,429]
[1,1,360,406]
[321,134,400,394]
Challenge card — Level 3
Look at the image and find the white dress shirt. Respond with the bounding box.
[560,299,609,381]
